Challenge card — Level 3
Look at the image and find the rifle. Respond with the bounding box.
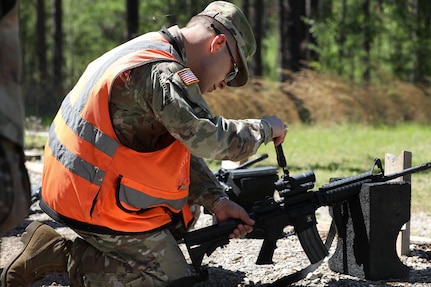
[183,145,431,282]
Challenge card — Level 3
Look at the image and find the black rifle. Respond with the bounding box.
[183,145,431,280]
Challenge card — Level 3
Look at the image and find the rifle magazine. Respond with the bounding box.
[297,224,328,264]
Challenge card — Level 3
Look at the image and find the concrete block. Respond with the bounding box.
[328,182,410,280]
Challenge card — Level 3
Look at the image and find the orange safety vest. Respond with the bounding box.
[41,32,193,234]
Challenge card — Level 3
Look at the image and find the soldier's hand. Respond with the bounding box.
[212,198,255,239]
[262,115,288,146]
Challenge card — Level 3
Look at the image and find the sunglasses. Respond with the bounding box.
[211,24,239,83]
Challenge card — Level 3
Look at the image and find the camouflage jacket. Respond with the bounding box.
[109,26,272,210]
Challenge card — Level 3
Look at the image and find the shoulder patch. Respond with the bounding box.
[177,68,199,86]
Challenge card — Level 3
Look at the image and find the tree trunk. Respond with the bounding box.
[52,0,63,107]
[409,0,431,83]
[279,0,288,82]
[362,0,371,82]
[304,0,319,63]
[126,0,138,40]
[317,0,332,20]
[36,0,47,115]
[251,0,264,77]
[337,0,347,75]
[417,0,431,81]
[37,0,47,83]
[278,0,304,82]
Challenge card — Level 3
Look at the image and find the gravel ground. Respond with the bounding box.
[1,164,431,287]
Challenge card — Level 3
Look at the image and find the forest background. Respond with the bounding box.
[20,0,431,123]
[20,1,431,212]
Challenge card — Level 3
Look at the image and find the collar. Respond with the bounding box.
[159,25,187,64]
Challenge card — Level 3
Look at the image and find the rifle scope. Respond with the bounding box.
[274,170,316,192]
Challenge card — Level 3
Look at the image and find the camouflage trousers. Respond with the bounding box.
[67,228,193,287]
[0,137,31,233]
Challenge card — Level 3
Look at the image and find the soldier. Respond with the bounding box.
[0,0,31,234]
[1,1,287,287]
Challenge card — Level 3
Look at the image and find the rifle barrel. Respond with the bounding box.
[382,161,431,181]
[236,154,269,170]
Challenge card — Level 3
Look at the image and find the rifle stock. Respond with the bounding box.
[184,219,241,272]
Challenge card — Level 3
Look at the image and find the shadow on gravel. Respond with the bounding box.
[327,279,395,286]
[193,266,246,286]
[326,274,431,286]
[0,269,69,287]
[173,260,431,287]
[324,264,431,286]
[2,216,66,237]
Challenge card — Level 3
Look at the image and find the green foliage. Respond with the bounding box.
[63,1,126,86]
[311,0,431,84]
[18,0,431,118]
[19,0,220,118]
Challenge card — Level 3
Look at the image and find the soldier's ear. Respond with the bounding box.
[210,34,226,54]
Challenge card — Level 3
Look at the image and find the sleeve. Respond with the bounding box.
[152,62,273,162]
[187,155,227,212]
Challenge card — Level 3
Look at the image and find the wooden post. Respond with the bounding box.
[384,151,412,256]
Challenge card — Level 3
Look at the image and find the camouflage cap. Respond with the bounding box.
[198,1,256,87]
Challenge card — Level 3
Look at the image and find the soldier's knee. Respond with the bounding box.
[68,237,173,287]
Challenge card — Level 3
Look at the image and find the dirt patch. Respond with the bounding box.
[205,70,431,125]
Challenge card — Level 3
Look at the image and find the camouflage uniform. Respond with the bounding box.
[68,229,191,287]
[64,22,268,286]
[108,26,269,212]
[0,0,31,233]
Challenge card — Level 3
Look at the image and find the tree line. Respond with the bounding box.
[19,0,431,118]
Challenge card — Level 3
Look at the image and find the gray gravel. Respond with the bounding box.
[1,167,430,287]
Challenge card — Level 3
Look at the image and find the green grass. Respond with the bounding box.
[24,133,47,150]
[207,123,431,214]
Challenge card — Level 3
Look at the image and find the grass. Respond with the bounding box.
[24,133,47,150]
[206,123,431,214]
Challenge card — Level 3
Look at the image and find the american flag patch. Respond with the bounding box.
[177,68,199,86]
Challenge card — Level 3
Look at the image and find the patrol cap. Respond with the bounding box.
[198,1,256,87]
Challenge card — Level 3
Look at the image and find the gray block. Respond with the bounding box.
[328,182,410,280]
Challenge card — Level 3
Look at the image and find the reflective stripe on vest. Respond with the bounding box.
[42,32,193,233]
